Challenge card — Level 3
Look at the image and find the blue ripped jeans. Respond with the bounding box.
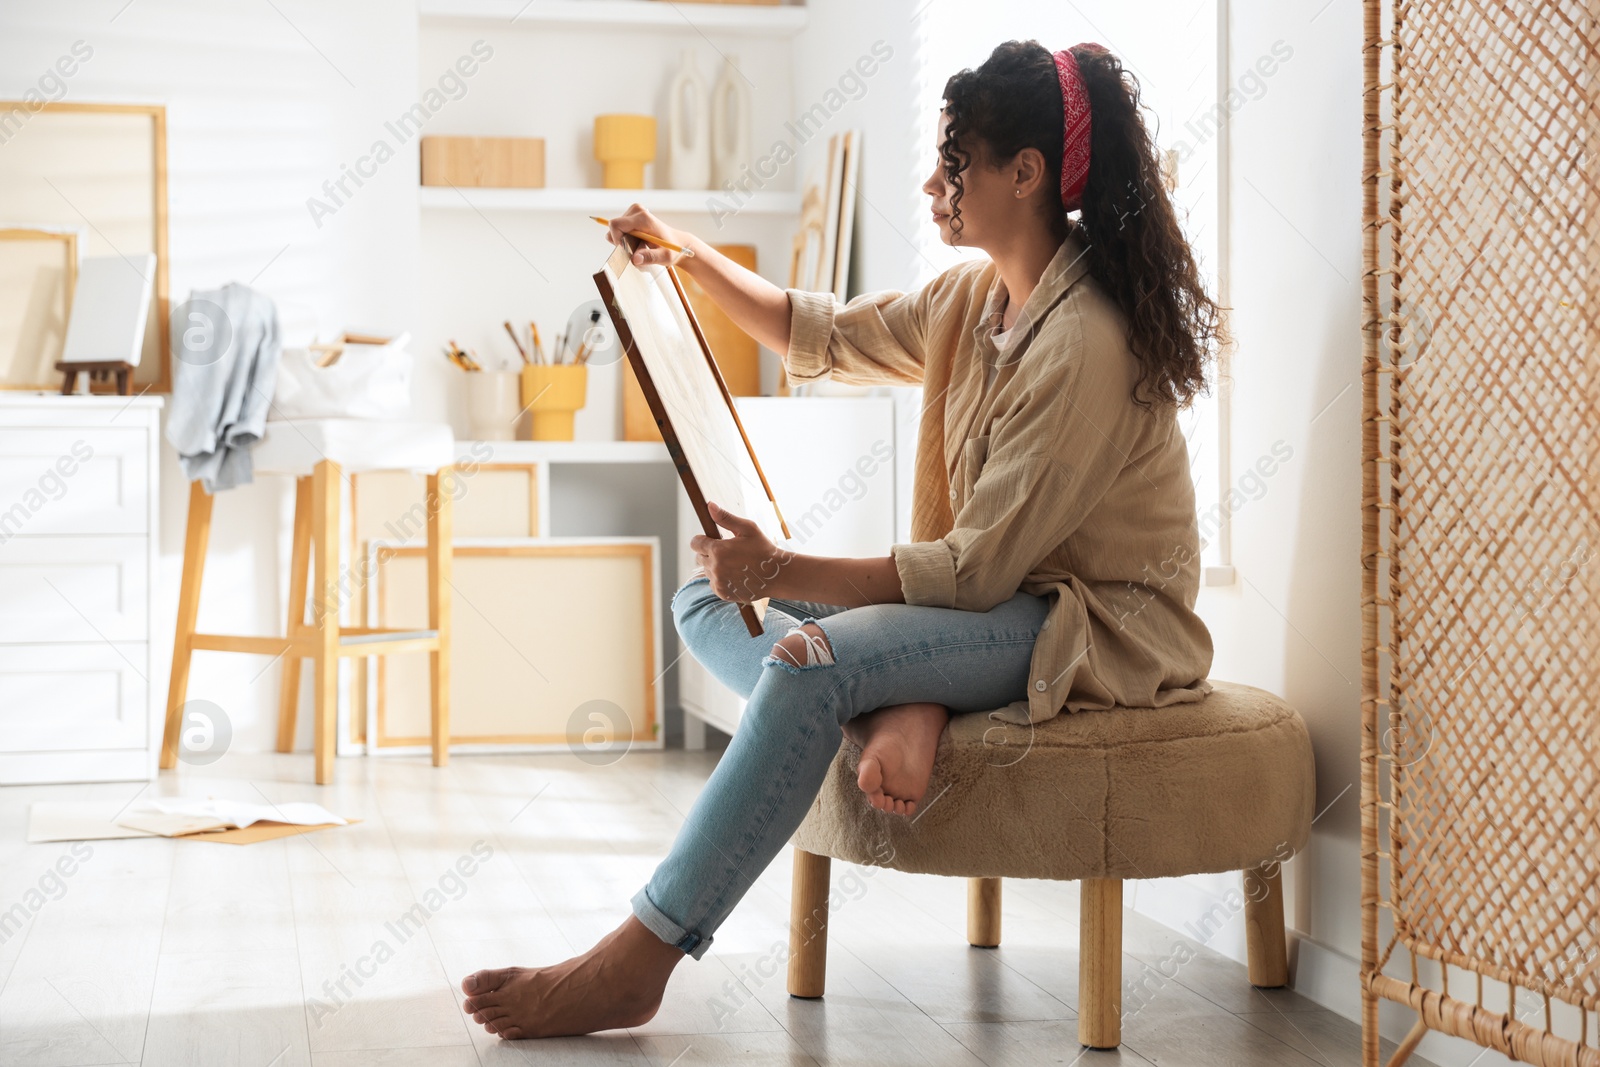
[630,575,1048,959]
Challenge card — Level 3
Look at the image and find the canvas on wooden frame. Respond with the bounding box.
[373,537,661,751]
[0,103,169,392]
[0,228,76,387]
[350,462,542,747]
[595,239,789,636]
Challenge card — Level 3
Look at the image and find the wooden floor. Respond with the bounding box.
[0,749,1435,1067]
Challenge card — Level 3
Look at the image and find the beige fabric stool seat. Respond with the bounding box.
[161,420,457,785]
[785,680,1315,1050]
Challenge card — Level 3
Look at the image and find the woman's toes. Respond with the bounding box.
[463,991,501,1013]
[463,968,509,996]
[857,755,883,798]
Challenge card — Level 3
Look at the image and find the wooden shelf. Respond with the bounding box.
[419,186,800,216]
[457,440,672,464]
[419,0,807,35]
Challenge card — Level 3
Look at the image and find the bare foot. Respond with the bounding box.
[843,702,948,816]
[460,915,684,1039]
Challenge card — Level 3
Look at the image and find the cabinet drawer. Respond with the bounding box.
[0,536,149,642]
[0,643,149,752]
[0,426,151,536]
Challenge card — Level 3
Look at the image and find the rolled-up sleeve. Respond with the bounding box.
[783,285,931,387]
[891,342,1137,612]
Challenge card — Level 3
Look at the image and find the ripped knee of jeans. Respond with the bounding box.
[763,622,835,673]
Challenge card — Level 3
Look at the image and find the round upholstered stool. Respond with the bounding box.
[785,680,1316,1049]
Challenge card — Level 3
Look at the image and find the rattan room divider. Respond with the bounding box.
[1361,2,1600,1065]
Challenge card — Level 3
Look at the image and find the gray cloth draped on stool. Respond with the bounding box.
[165,283,281,492]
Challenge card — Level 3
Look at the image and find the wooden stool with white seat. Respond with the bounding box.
[161,419,456,784]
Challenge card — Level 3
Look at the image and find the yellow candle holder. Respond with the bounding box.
[593,114,657,189]
[519,364,588,441]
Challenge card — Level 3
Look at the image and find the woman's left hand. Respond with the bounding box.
[690,502,787,602]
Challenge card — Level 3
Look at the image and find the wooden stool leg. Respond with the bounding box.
[160,480,214,769]
[311,460,341,785]
[425,468,453,767]
[967,877,1002,947]
[1244,863,1290,987]
[1078,877,1122,1049]
[787,849,830,998]
[276,476,313,753]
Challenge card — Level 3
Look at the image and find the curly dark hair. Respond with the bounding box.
[940,40,1224,408]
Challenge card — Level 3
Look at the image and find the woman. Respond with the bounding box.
[462,39,1219,1039]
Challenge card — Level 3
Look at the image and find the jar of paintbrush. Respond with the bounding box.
[510,317,595,442]
[443,338,521,442]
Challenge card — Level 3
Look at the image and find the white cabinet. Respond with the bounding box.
[677,396,898,747]
[0,395,163,783]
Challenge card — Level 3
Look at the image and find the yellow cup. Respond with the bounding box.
[519,364,588,441]
[593,114,657,189]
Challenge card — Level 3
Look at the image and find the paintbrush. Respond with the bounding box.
[573,309,602,366]
[589,216,695,258]
[445,340,483,372]
[503,320,529,364]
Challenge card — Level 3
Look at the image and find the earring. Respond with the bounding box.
[1014,189,1023,197]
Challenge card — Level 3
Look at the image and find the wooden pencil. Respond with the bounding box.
[589,216,695,258]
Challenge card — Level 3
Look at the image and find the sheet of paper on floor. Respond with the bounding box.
[27,800,161,842]
[28,797,354,844]
[118,796,347,831]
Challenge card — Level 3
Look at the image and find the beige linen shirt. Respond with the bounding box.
[784,235,1213,725]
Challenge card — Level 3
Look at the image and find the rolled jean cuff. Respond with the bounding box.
[631,885,713,960]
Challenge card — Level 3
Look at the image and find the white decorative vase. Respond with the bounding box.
[667,50,712,191]
[711,54,751,190]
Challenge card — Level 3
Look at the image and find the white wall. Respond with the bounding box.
[0,0,419,755]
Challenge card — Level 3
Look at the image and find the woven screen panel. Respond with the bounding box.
[1366,0,1600,1039]
[1388,0,1600,1011]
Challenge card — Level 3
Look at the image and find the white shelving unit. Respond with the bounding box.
[466,439,670,466]
[417,3,815,744]
[419,0,808,35]
[419,186,801,216]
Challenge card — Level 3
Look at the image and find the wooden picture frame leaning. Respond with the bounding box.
[0,227,77,388]
[373,538,661,749]
[0,102,169,393]
[595,240,789,637]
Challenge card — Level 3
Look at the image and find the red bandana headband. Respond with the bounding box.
[1052,46,1098,212]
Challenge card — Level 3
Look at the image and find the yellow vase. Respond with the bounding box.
[593,114,657,189]
[520,364,588,441]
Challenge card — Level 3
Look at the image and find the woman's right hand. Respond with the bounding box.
[605,202,793,354]
[605,204,694,268]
